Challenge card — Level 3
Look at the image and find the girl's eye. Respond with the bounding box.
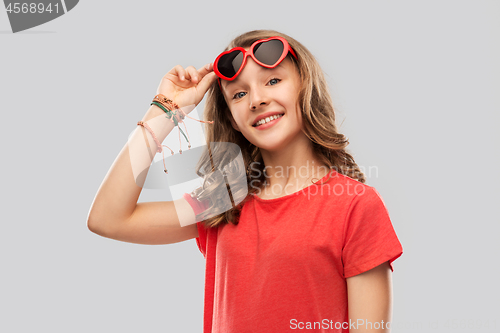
[268,78,281,85]
[233,91,247,100]
[232,78,280,99]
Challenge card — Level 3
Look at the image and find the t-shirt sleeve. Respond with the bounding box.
[342,186,403,278]
[195,222,208,258]
[182,193,210,258]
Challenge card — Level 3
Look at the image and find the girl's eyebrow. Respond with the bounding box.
[224,80,237,89]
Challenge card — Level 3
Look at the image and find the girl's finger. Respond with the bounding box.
[170,65,186,81]
[197,63,213,79]
[185,66,199,83]
[196,71,218,95]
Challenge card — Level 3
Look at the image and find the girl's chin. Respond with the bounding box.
[251,139,287,152]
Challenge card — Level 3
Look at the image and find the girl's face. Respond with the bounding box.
[221,55,304,152]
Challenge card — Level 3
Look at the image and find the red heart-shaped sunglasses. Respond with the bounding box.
[214,36,297,83]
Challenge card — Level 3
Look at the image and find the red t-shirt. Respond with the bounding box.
[184,170,403,333]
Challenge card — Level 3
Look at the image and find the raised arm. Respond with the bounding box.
[87,63,217,245]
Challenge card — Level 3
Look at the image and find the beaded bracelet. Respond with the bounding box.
[137,121,174,174]
[150,101,189,143]
[151,94,214,152]
[138,94,215,174]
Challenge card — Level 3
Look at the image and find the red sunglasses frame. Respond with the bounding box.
[214,36,298,84]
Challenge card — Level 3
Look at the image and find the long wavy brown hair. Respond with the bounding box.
[190,29,365,228]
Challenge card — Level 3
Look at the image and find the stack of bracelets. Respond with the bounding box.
[137,94,214,174]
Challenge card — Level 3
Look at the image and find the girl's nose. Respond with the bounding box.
[249,87,270,110]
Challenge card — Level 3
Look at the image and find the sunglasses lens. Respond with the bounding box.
[253,39,285,66]
[218,50,244,78]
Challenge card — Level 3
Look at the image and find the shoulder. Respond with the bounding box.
[316,170,377,203]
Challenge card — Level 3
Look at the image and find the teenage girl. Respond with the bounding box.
[88,30,403,333]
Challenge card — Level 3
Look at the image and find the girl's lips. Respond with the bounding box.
[252,114,283,130]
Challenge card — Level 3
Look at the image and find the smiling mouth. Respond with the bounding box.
[252,113,285,127]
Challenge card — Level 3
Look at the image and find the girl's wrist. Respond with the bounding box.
[143,104,168,122]
[140,105,176,141]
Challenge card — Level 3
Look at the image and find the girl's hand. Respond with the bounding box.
[155,63,218,114]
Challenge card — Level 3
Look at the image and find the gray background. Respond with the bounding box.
[1,0,499,332]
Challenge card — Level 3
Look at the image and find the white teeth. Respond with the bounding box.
[254,114,283,127]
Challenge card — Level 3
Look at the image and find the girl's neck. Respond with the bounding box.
[256,136,330,198]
